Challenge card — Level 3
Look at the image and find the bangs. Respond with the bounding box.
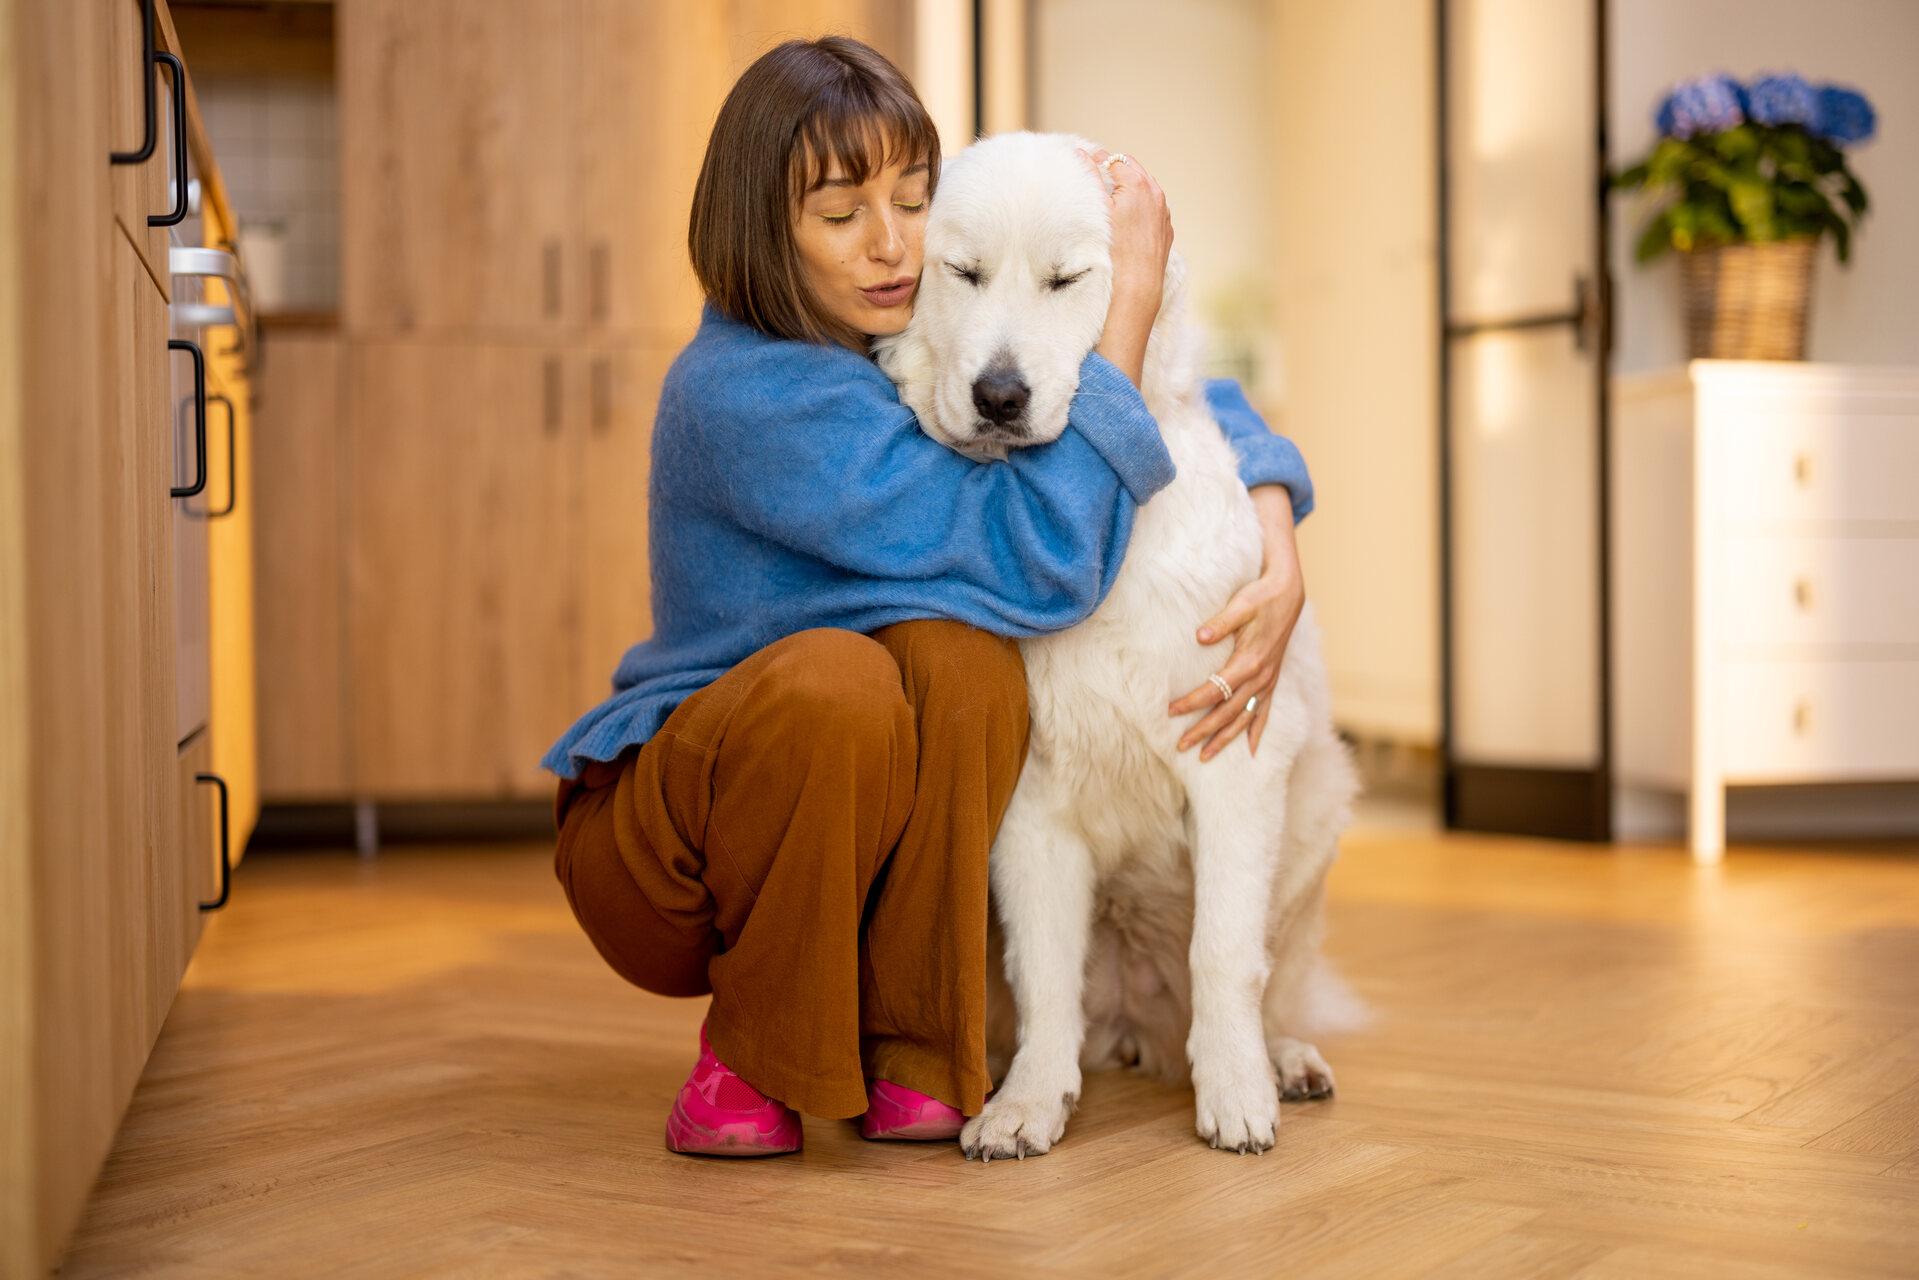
[791,74,940,201]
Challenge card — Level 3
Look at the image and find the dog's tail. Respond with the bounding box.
[1291,960,1372,1038]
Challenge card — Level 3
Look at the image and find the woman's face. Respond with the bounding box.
[792,149,930,338]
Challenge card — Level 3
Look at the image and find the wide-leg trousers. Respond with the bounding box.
[552,620,1028,1119]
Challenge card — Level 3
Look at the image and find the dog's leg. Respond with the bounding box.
[1177,753,1289,1153]
[960,781,1094,1162]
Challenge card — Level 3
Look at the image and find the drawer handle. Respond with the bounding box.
[108,0,157,165]
[196,771,231,912]
[1792,700,1812,736]
[591,356,611,433]
[1793,452,1812,487]
[149,52,188,228]
[169,339,207,499]
[205,394,237,518]
[590,241,609,324]
[542,356,562,435]
[543,240,562,319]
[1793,577,1813,612]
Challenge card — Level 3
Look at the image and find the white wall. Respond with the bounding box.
[1032,0,1279,392]
[1268,0,1441,746]
[1610,0,1919,371]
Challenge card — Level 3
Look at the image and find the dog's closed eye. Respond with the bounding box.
[1045,269,1090,292]
[948,261,984,287]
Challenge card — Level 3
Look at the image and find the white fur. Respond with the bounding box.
[876,132,1360,1159]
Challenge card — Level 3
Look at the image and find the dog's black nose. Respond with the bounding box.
[972,368,1030,426]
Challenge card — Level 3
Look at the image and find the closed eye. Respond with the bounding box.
[1045,269,1090,292]
[948,261,984,287]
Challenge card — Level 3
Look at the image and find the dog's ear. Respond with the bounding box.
[873,325,942,431]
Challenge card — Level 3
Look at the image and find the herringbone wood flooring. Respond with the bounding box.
[60,829,1919,1278]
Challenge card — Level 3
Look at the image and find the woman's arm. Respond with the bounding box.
[1206,379,1314,523]
[665,344,1174,634]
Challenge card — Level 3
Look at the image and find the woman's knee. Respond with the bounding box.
[874,619,1028,724]
[746,628,914,750]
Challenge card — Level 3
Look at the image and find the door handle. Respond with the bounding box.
[170,339,207,499]
[196,771,230,912]
[109,0,157,165]
[150,52,188,227]
[1445,274,1599,350]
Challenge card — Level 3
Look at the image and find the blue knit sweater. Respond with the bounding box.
[542,305,1314,779]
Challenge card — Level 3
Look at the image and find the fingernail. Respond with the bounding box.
[1198,629,1214,642]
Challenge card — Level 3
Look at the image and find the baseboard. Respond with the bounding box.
[1615,783,1919,844]
[1446,763,1611,842]
[250,799,555,852]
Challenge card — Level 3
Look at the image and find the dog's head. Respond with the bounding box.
[875,131,1185,457]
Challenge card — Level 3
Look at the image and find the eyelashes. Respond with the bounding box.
[819,200,927,225]
[945,263,1093,291]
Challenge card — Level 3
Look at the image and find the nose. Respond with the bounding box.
[871,206,905,264]
[972,367,1030,426]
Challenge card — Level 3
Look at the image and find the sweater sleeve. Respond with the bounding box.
[1205,378,1314,523]
[670,347,1174,630]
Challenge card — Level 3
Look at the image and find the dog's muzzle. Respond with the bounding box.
[971,360,1031,434]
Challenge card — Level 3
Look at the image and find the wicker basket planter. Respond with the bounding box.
[1679,237,1816,361]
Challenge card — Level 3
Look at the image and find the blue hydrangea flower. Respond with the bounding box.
[1746,73,1818,127]
[1655,73,1747,139]
[1815,85,1877,145]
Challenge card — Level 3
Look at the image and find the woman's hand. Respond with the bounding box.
[1169,485,1305,760]
[1082,148,1172,388]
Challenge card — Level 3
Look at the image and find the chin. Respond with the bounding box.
[859,306,914,338]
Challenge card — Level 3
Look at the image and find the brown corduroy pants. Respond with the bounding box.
[552,620,1028,1120]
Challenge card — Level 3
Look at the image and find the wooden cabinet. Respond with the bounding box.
[253,327,351,799]
[345,340,580,797]
[340,0,579,335]
[1,2,255,1270]
[109,0,172,297]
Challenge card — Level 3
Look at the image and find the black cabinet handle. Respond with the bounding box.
[204,393,236,518]
[149,51,188,227]
[109,0,157,166]
[196,771,230,912]
[169,338,207,499]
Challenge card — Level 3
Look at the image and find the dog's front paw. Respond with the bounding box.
[960,1088,1076,1163]
[1270,1036,1336,1101]
[1192,1057,1280,1154]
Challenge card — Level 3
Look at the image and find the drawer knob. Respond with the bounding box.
[1793,452,1813,486]
[1792,700,1812,736]
[1793,577,1813,611]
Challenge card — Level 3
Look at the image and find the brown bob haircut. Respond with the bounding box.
[689,37,940,351]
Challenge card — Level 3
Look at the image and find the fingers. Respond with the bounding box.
[1248,684,1274,756]
[1198,587,1261,646]
[1167,645,1267,717]
[1179,670,1278,761]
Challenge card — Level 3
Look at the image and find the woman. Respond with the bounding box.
[544,36,1314,1157]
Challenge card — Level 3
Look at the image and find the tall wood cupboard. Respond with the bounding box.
[1,0,258,1272]
[253,0,906,807]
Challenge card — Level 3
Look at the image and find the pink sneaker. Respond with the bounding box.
[665,1024,803,1157]
[859,1079,965,1141]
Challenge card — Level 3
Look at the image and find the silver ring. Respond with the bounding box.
[1243,695,1259,716]
[1207,673,1233,703]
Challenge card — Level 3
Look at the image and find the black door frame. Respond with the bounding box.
[1436,0,1616,842]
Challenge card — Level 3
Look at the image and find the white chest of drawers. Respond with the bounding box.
[1613,361,1919,860]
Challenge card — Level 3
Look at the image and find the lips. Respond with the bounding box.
[860,276,917,307]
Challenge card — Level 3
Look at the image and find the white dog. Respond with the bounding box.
[876,132,1359,1159]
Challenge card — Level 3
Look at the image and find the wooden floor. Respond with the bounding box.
[61,825,1919,1278]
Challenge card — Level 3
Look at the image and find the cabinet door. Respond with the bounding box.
[202,353,259,854]
[575,343,670,714]
[341,0,573,334]
[252,328,351,800]
[108,0,172,297]
[346,340,579,797]
[571,0,729,339]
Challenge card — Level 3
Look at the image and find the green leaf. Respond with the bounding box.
[1612,161,1650,189]
[1636,208,1675,261]
[1729,179,1776,240]
[1830,211,1851,263]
